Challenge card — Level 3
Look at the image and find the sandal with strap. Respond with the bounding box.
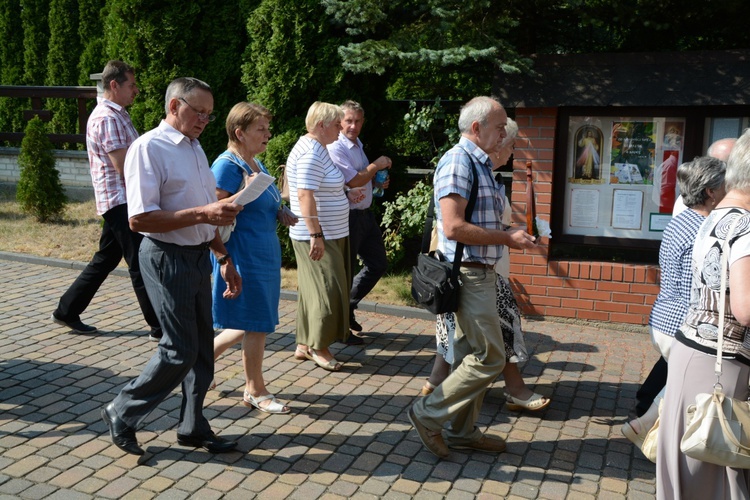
[505,391,551,411]
[306,349,342,372]
[293,347,309,361]
[243,391,291,414]
[621,417,647,448]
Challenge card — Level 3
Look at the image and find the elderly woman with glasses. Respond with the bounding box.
[210,102,297,414]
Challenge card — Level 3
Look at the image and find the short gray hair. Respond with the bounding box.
[340,100,364,115]
[457,96,502,133]
[500,117,518,149]
[164,77,212,115]
[725,129,750,193]
[678,156,726,207]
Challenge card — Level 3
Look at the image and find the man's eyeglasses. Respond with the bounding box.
[179,97,215,123]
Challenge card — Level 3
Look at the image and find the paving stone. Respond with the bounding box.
[0,259,661,500]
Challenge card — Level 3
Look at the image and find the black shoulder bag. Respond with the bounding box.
[411,157,479,314]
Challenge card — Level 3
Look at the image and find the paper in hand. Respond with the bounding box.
[234,172,275,205]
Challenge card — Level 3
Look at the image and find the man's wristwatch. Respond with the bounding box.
[217,254,231,265]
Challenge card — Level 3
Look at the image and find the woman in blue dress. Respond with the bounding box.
[211,102,297,414]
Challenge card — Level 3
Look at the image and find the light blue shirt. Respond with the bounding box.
[327,132,372,210]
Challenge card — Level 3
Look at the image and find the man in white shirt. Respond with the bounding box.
[327,101,391,341]
[101,77,242,455]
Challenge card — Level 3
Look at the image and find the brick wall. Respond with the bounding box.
[508,108,660,325]
[0,147,92,189]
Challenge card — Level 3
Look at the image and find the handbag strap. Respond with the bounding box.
[218,152,254,179]
[715,213,744,382]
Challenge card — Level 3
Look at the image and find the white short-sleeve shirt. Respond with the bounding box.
[124,120,218,246]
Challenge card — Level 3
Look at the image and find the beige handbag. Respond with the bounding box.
[640,401,661,463]
[680,214,750,468]
[277,164,289,202]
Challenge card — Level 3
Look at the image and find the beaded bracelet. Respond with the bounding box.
[310,232,324,239]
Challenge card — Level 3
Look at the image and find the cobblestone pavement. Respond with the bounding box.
[0,256,659,499]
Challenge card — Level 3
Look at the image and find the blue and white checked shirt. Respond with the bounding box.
[434,137,505,265]
[649,208,705,336]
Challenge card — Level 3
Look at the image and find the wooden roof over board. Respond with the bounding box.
[494,49,750,108]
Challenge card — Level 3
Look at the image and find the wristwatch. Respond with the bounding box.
[217,254,231,265]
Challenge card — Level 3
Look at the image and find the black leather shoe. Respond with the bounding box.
[345,333,364,346]
[177,431,237,453]
[51,312,98,334]
[101,403,144,455]
[349,316,363,332]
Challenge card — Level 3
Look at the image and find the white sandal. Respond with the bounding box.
[505,391,551,411]
[243,391,291,414]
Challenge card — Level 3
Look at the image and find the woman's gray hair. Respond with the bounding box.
[678,156,726,207]
[457,96,502,133]
[500,117,518,149]
[164,77,212,115]
[725,128,750,193]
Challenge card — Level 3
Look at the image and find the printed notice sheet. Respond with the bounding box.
[234,172,275,206]
[569,188,600,228]
[611,189,643,230]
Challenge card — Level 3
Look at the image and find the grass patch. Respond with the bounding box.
[0,184,416,307]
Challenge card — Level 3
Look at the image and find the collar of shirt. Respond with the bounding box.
[337,131,363,151]
[458,136,493,169]
[158,120,195,146]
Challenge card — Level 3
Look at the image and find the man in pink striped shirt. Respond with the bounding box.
[51,61,161,339]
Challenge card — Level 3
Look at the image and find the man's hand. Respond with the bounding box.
[505,227,537,250]
[221,262,242,299]
[204,201,243,226]
[373,155,392,170]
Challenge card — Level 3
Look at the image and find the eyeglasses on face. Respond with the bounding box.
[179,97,215,123]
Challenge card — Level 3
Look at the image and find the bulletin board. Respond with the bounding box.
[561,115,685,241]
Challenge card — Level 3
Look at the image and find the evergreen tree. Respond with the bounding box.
[21,0,50,85]
[103,0,252,159]
[46,0,81,148]
[0,0,26,140]
[78,0,107,86]
[17,116,67,222]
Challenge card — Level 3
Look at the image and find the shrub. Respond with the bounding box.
[17,116,66,221]
[380,178,433,270]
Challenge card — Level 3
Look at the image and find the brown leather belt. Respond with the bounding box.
[460,262,494,269]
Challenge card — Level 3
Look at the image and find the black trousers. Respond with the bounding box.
[635,356,668,417]
[349,209,388,310]
[54,203,159,331]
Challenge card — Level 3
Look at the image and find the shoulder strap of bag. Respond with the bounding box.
[420,151,480,255]
[218,152,254,178]
[715,212,744,380]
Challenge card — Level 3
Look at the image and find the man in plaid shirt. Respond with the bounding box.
[51,61,161,339]
[408,96,537,458]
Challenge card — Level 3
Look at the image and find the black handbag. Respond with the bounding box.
[411,156,479,314]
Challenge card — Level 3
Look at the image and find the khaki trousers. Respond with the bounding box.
[413,267,507,444]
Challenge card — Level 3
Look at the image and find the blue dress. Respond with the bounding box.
[211,152,282,332]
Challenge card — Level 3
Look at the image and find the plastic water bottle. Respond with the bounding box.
[373,170,388,197]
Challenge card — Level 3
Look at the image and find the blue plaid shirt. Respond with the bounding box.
[434,137,505,264]
[649,209,705,336]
